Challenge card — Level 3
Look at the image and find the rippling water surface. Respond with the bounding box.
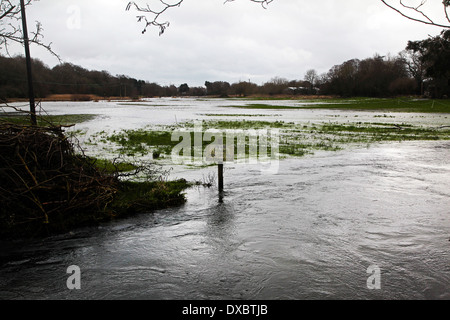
[0,99,449,300]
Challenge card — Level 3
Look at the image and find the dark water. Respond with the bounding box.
[0,141,449,300]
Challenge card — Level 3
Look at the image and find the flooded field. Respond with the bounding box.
[0,98,449,300]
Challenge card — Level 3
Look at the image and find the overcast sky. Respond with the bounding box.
[18,0,447,87]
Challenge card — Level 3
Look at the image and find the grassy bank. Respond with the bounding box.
[0,114,193,239]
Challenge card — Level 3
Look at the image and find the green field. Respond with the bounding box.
[225,98,450,113]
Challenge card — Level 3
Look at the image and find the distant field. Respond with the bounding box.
[86,119,450,161]
[226,98,450,113]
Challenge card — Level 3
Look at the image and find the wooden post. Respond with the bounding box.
[20,0,37,125]
[218,163,224,192]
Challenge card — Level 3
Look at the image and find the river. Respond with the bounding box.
[0,98,449,300]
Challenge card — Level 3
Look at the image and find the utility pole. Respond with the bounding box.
[20,0,37,125]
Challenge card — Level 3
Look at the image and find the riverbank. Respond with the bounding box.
[0,120,192,239]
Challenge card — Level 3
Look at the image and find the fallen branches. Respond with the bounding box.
[0,119,192,238]
[0,122,119,237]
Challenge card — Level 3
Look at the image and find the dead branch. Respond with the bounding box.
[381,0,450,28]
[126,0,274,35]
[0,0,60,60]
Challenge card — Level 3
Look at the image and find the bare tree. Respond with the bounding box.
[304,69,318,93]
[126,0,274,35]
[380,0,450,28]
[0,0,58,58]
[399,47,426,95]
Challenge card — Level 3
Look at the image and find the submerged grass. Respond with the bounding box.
[224,98,450,113]
[87,119,450,162]
[87,157,137,173]
[306,98,450,113]
[201,113,278,117]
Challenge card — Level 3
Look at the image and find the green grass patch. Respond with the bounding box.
[110,179,191,216]
[200,119,291,130]
[87,157,137,173]
[225,104,297,110]
[224,98,450,113]
[103,129,178,157]
[307,98,450,113]
[201,113,276,117]
[85,119,450,164]
[117,103,170,107]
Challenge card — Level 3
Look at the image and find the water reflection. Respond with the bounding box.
[205,195,236,253]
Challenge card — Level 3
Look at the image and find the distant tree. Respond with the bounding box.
[357,54,408,96]
[178,83,189,95]
[260,77,289,95]
[163,84,178,96]
[142,82,164,97]
[304,69,318,94]
[0,56,184,100]
[205,81,231,97]
[407,29,450,97]
[325,59,360,97]
[126,0,274,35]
[189,86,207,96]
[230,81,257,97]
[321,55,414,97]
[380,0,450,29]
[399,46,427,95]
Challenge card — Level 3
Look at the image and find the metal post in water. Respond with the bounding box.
[20,0,37,125]
[218,163,224,193]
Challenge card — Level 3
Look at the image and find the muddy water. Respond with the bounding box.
[0,99,449,300]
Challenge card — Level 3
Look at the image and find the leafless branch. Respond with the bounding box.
[0,3,14,20]
[0,0,60,60]
[126,0,274,35]
[445,0,450,23]
[381,0,450,28]
[126,0,184,35]
[224,0,274,9]
[400,0,433,23]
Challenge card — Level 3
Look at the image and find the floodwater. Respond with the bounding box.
[0,98,449,300]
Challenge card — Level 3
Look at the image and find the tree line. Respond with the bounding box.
[0,56,205,100]
[321,30,450,98]
[1,30,449,101]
